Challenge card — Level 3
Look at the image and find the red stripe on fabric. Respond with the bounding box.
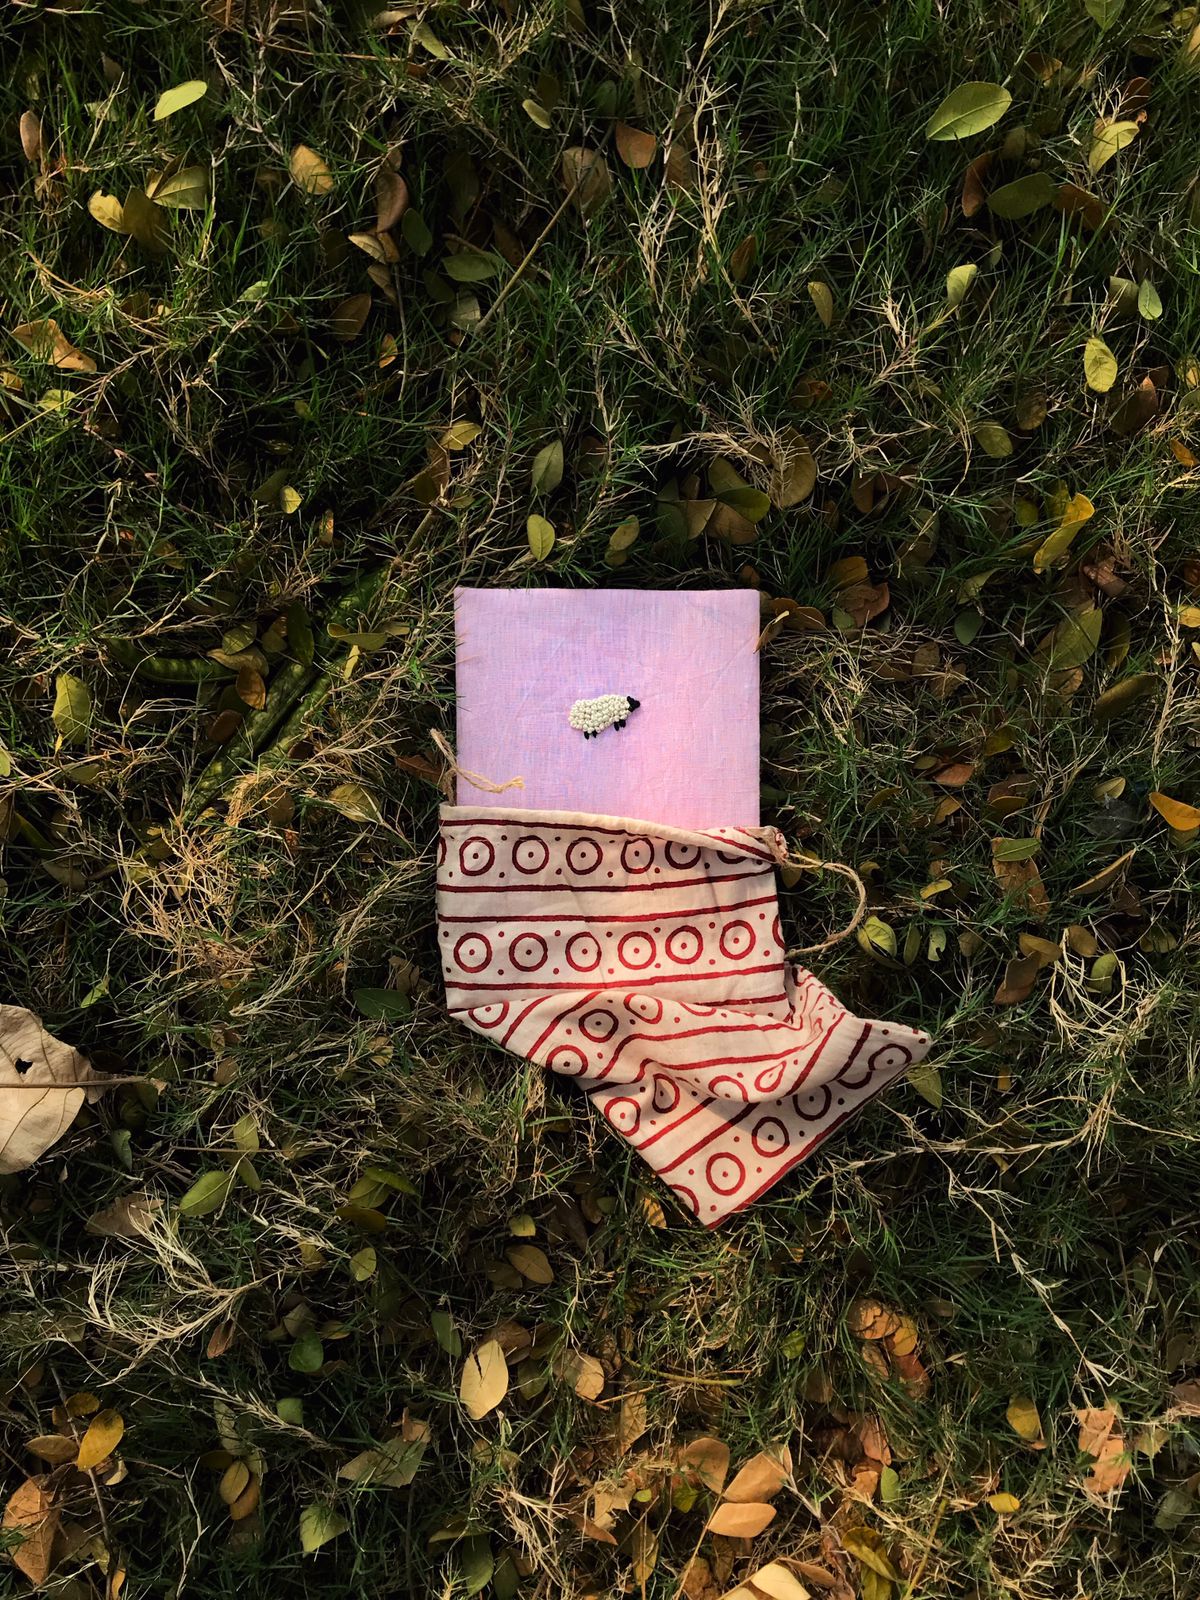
[657,1101,757,1175]
[594,1015,804,1082]
[712,1057,914,1222]
[444,963,783,995]
[500,994,556,1048]
[522,990,602,1061]
[436,871,769,896]
[435,892,780,926]
[629,1094,718,1150]
[694,828,779,863]
[793,1017,857,1094]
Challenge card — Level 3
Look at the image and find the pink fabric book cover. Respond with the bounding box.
[454,588,760,829]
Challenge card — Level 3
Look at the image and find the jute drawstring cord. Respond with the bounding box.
[430,730,525,797]
[782,854,868,959]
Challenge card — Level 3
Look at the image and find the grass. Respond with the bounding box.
[2,0,1200,1594]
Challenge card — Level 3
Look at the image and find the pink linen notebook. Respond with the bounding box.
[454,588,760,828]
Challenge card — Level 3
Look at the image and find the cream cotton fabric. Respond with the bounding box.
[438,806,932,1226]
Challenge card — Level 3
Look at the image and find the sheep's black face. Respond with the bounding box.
[626,697,640,711]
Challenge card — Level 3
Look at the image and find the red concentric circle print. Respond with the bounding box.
[620,837,654,874]
[453,933,493,973]
[624,994,663,1024]
[467,1001,510,1028]
[618,932,657,970]
[719,919,755,960]
[652,1075,681,1112]
[458,836,495,876]
[546,1044,588,1076]
[705,1152,746,1195]
[604,1097,642,1136]
[580,1008,618,1043]
[665,925,703,965]
[792,1083,833,1121]
[709,1075,749,1101]
[566,837,603,875]
[868,1042,914,1074]
[565,932,602,972]
[751,1116,790,1157]
[665,840,702,870]
[511,835,549,874]
[509,933,549,972]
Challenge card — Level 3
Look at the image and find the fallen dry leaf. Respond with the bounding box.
[76,1408,124,1471]
[846,1298,901,1341]
[460,1340,508,1419]
[1076,1405,1130,1495]
[724,1445,792,1503]
[679,1435,731,1493]
[707,1500,777,1537]
[1006,1394,1045,1445]
[87,1190,163,1239]
[617,1391,648,1454]
[553,1348,605,1400]
[561,147,612,218]
[615,122,657,169]
[10,319,96,372]
[2,1477,59,1585]
[1,1005,107,1174]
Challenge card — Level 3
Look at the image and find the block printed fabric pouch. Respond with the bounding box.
[437,806,932,1226]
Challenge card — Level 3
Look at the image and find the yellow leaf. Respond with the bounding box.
[219,1461,250,1504]
[148,166,210,210]
[527,514,555,560]
[1032,491,1095,572]
[1088,119,1139,174]
[1007,1395,1044,1442]
[290,144,334,197]
[76,1408,124,1471]
[349,1246,377,1282]
[88,191,128,233]
[945,262,977,311]
[987,1491,1020,1513]
[840,1530,902,1581]
[807,280,834,327]
[707,1500,777,1537]
[460,1340,509,1419]
[974,422,1013,458]
[1084,336,1118,393]
[327,782,383,825]
[553,1348,605,1399]
[10,318,96,372]
[1149,792,1200,830]
[279,486,302,514]
[505,1242,553,1284]
[153,79,207,121]
[440,420,481,451]
[299,1502,348,1554]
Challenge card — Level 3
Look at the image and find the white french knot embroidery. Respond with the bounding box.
[568,694,641,739]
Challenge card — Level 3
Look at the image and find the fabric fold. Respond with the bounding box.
[438,806,931,1226]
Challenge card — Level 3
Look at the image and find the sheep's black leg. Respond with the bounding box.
[615,720,625,729]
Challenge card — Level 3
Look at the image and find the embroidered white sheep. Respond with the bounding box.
[569,694,641,739]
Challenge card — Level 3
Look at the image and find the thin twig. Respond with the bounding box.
[471,177,582,337]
